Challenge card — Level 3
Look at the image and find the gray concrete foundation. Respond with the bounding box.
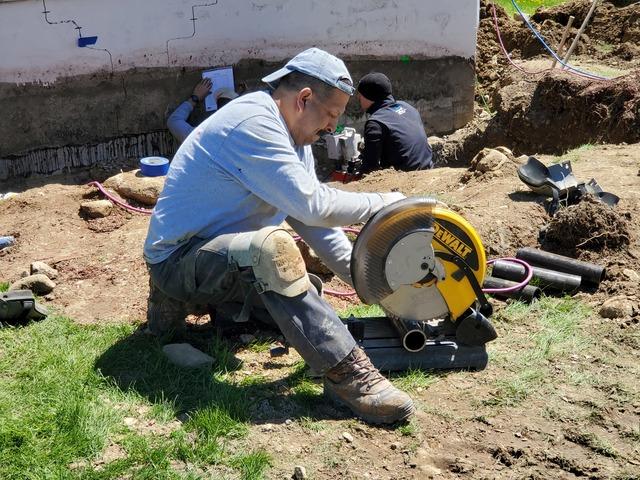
[0,56,474,181]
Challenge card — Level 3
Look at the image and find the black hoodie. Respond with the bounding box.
[359,95,433,174]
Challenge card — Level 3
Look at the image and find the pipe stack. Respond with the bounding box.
[488,248,605,300]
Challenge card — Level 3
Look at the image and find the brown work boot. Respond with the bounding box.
[324,347,415,424]
[146,277,187,336]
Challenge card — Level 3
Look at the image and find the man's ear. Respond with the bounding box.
[296,87,313,112]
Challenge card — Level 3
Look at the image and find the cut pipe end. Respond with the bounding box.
[403,329,428,353]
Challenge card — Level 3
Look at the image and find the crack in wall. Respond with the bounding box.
[165,1,219,66]
[41,0,114,75]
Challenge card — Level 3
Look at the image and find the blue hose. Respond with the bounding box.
[510,0,612,81]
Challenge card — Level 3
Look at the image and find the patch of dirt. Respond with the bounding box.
[85,208,132,233]
[543,196,632,252]
[532,0,640,46]
[2,5,640,475]
[476,0,640,103]
[494,71,640,154]
[1,143,639,478]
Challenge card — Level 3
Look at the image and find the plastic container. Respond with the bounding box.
[0,235,15,250]
[139,157,170,177]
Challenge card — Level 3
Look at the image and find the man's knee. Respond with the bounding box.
[228,226,310,297]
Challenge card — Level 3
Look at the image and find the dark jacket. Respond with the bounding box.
[359,96,433,174]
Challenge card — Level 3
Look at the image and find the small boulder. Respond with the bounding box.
[471,148,510,173]
[239,334,256,345]
[30,261,58,280]
[80,200,113,219]
[622,268,640,282]
[599,296,635,319]
[162,343,214,369]
[9,274,56,295]
[103,169,165,206]
[293,465,308,480]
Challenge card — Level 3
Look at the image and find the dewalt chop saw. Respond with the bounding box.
[345,197,497,371]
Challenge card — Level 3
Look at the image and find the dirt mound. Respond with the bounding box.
[476,1,543,98]
[494,69,640,154]
[459,147,521,183]
[476,1,596,99]
[609,41,640,61]
[85,209,132,233]
[543,196,631,252]
[476,0,638,102]
[532,0,640,45]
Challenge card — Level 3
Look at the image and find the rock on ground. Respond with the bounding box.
[9,274,56,295]
[80,200,114,218]
[599,296,636,319]
[103,169,165,206]
[162,343,215,369]
[30,261,58,279]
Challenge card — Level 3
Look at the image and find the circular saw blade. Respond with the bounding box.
[351,197,450,320]
[351,197,487,322]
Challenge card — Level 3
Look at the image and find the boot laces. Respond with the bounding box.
[333,350,386,392]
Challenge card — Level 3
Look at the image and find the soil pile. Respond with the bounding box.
[494,69,640,153]
[476,0,639,100]
[532,0,640,46]
[543,196,631,252]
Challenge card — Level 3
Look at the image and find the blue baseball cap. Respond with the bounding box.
[262,47,355,96]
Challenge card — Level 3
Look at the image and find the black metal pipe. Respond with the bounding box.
[491,260,581,293]
[482,276,542,303]
[390,317,428,353]
[516,247,605,287]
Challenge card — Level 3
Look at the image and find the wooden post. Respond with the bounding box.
[561,0,600,69]
[551,15,575,69]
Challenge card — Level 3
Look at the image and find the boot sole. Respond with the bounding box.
[324,384,416,425]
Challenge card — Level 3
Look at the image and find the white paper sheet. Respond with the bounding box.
[202,66,235,112]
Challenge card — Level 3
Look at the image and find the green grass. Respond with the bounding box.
[495,0,568,16]
[392,368,440,394]
[552,143,594,164]
[484,296,592,407]
[396,421,419,437]
[245,338,273,354]
[339,303,385,318]
[594,42,615,54]
[0,281,9,292]
[0,315,272,479]
[565,430,620,458]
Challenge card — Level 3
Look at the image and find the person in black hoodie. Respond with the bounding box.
[356,72,433,174]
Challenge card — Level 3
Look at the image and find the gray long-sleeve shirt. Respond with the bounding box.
[166,100,195,143]
[145,91,387,284]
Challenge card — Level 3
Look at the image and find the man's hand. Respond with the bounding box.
[192,78,212,102]
[378,191,406,207]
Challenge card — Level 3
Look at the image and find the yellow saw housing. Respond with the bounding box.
[430,205,486,320]
[350,197,486,322]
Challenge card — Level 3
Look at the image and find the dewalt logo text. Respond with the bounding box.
[434,223,472,259]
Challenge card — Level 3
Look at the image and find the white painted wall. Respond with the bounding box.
[0,0,479,83]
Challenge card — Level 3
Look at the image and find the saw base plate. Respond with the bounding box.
[344,316,489,372]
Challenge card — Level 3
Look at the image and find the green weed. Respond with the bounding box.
[397,421,419,437]
[552,143,594,164]
[230,450,272,480]
[299,416,326,433]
